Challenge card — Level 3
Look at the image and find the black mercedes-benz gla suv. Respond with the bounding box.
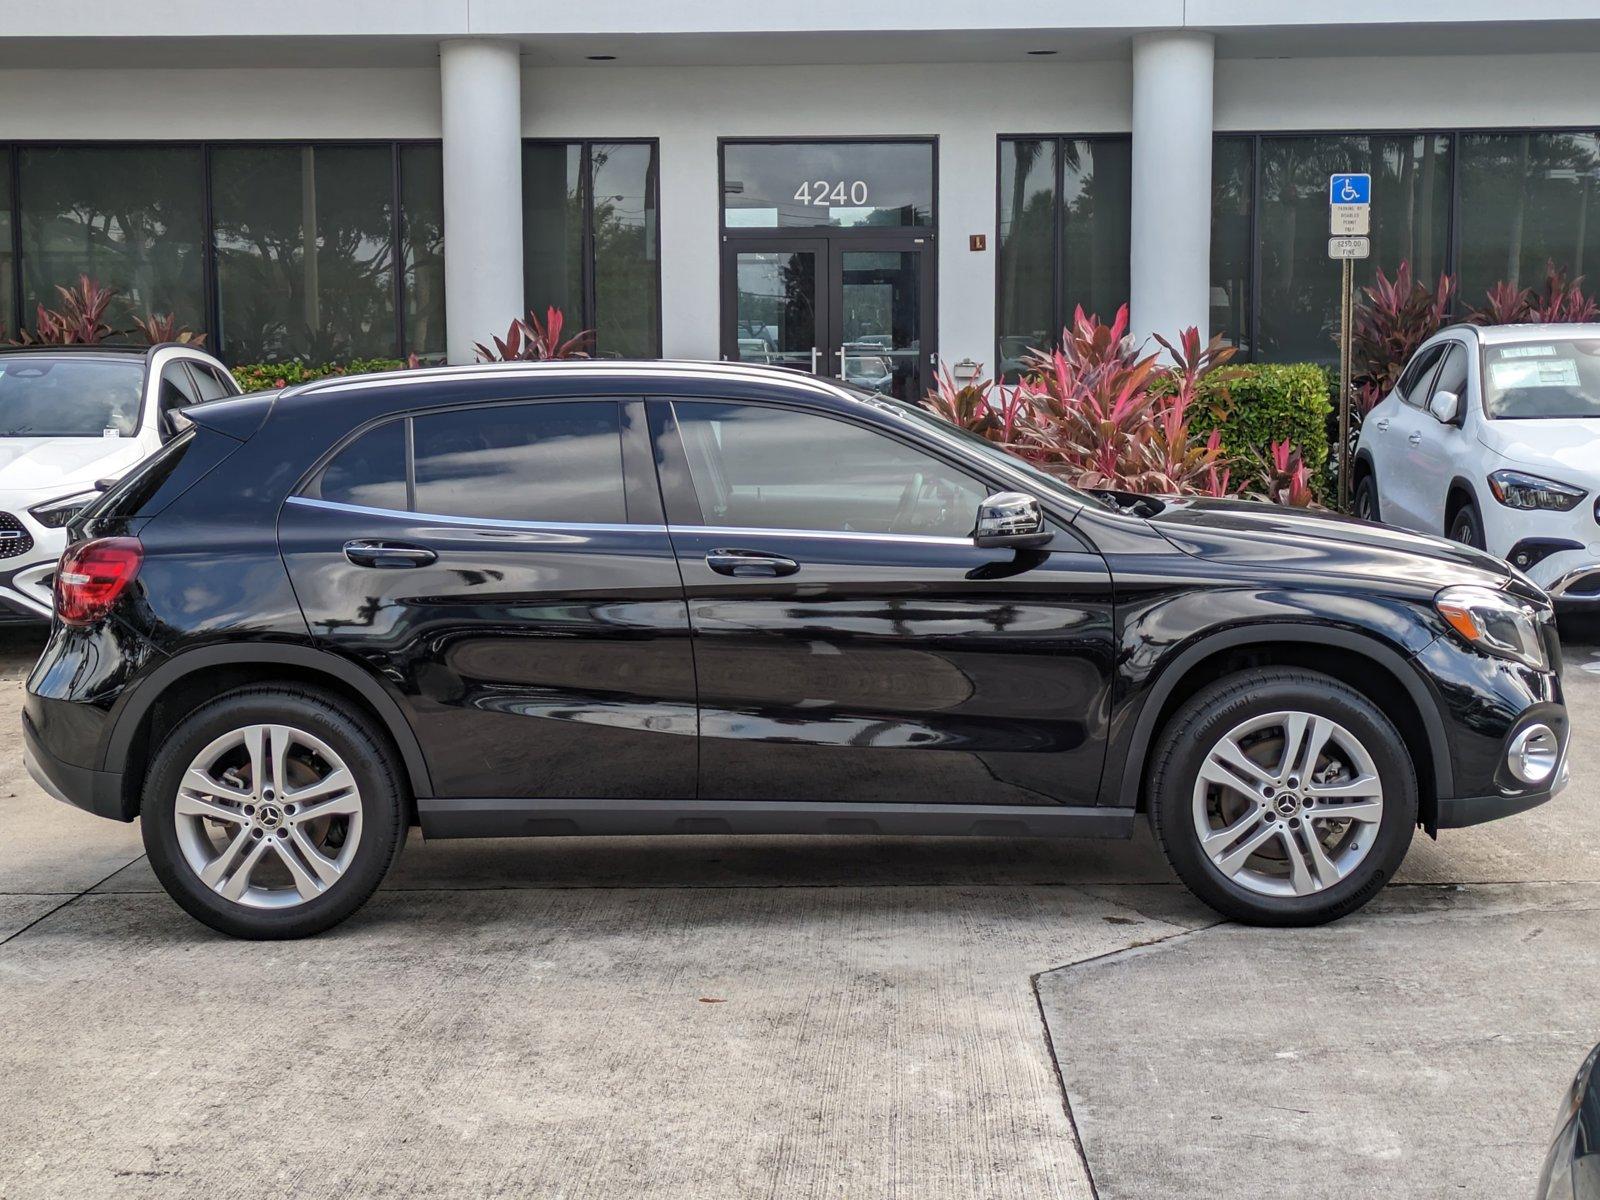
[23,362,1571,938]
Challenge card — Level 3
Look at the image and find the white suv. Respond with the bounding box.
[0,343,239,621]
[1353,323,1600,608]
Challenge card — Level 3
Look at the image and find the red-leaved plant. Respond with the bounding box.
[1468,261,1599,325]
[130,311,207,348]
[474,306,593,362]
[1350,261,1456,416]
[921,362,1027,447]
[1258,440,1316,508]
[11,275,119,346]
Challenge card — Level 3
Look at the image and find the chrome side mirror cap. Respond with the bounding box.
[973,491,1053,549]
[1428,389,1462,425]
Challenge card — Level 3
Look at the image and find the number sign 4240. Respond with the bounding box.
[794,179,869,207]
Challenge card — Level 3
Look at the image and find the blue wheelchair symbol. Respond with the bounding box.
[1329,173,1371,206]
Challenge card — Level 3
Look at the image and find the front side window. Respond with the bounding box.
[1397,344,1447,407]
[0,356,143,437]
[412,401,626,523]
[1427,344,1469,410]
[1482,339,1600,420]
[672,401,988,538]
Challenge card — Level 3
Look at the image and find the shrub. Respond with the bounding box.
[231,358,409,393]
[1467,261,1599,325]
[1188,363,1331,478]
[7,275,206,348]
[1350,261,1455,417]
[475,306,592,362]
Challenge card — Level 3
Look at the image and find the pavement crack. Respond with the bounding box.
[0,856,147,948]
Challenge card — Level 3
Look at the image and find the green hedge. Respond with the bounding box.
[1190,363,1333,475]
[230,358,409,393]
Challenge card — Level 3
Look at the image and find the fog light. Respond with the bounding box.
[1507,723,1560,786]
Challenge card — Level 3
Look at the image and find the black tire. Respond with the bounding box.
[1147,668,1417,927]
[1353,474,1381,522]
[142,685,406,939]
[1449,502,1485,549]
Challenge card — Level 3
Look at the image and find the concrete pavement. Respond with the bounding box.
[0,625,1595,1198]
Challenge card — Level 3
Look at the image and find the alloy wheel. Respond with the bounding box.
[173,723,363,909]
[1191,710,1385,898]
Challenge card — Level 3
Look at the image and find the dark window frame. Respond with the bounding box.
[522,137,663,358]
[993,132,1130,378]
[0,138,445,363]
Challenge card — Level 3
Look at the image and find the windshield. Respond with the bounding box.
[840,384,1115,513]
[1482,339,1600,420]
[0,356,143,437]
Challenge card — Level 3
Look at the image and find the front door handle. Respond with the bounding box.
[705,548,800,577]
[343,540,437,569]
[1408,430,1423,446]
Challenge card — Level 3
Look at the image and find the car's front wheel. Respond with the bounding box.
[142,685,406,939]
[1449,502,1485,549]
[1148,668,1417,926]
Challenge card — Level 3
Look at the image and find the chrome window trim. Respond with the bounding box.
[669,523,976,547]
[285,494,664,535]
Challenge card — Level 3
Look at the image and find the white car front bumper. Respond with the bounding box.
[0,510,63,621]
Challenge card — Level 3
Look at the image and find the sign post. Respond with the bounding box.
[1329,173,1371,512]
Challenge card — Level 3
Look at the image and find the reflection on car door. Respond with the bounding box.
[279,397,698,801]
[653,397,1116,808]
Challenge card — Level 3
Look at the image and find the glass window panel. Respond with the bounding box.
[400,144,446,361]
[412,401,625,524]
[212,144,396,363]
[1210,136,1254,356]
[1060,138,1131,325]
[1457,132,1600,308]
[997,138,1056,381]
[522,142,584,331]
[0,159,13,338]
[722,142,933,229]
[672,400,987,538]
[590,142,659,358]
[1257,133,1451,363]
[311,419,407,511]
[18,146,205,338]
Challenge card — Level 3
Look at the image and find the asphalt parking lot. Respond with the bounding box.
[1,624,1597,1199]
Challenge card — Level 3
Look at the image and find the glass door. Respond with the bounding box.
[720,235,934,400]
[832,240,931,402]
[721,239,828,375]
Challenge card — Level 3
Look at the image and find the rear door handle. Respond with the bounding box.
[1375,418,1390,432]
[343,540,437,569]
[705,548,800,577]
[1408,430,1423,446]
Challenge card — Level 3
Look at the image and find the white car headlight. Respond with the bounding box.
[28,490,103,530]
[1435,584,1550,670]
[1487,469,1586,512]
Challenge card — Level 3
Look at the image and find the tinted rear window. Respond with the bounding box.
[411,401,625,524]
[309,420,407,511]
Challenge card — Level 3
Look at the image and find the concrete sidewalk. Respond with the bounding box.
[0,627,1595,1199]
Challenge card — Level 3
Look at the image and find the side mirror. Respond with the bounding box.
[1428,389,1462,425]
[973,491,1053,550]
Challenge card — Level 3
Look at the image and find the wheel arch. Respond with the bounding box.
[104,643,434,819]
[1111,624,1453,829]
[1445,476,1481,526]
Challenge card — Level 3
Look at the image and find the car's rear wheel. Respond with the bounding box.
[1148,668,1416,926]
[1353,474,1381,521]
[142,686,405,939]
[1449,501,1485,549]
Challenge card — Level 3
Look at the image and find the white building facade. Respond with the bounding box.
[2,3,1600,398]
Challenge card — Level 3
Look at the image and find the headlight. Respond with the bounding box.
[1487,469,1586,511]
[1435,584,1550,670]
[28,490,103,530]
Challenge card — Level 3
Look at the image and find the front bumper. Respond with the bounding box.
[0,527,63,621]
[22,706,126,821]
[1435,755,1570,828]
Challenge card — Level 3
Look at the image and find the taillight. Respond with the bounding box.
[55,537,143,626]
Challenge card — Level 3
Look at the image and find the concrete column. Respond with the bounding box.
[440,39,523,364]
[1129,31,1215,347]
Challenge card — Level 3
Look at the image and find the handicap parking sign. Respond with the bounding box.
[1329,173,1371,206]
